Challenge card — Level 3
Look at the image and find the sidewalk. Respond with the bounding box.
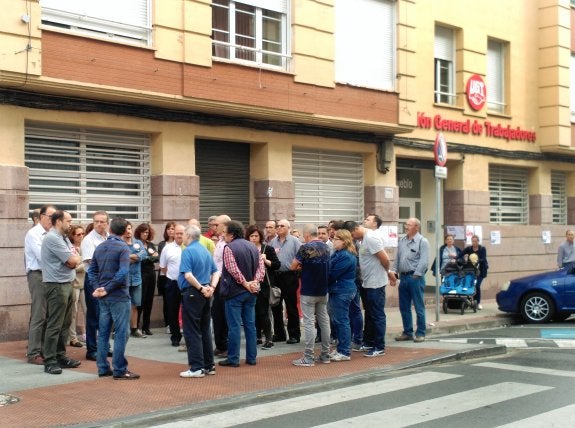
[0,300,515,428]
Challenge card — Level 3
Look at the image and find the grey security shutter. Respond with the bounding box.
[195,140,250,227]
[25,123,151,223]
[489,165,528,224]
[293,148,364,224]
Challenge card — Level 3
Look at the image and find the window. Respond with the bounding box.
[434,25,455,104]
[489,166,528,224]
[335,0,396,91]
[40,0,151,47]
[212,0,289,69]
[551,171,567,225]
[487,39,506,113]
[571,55,575,121]
[293,149,364,224]
[25,124,151,223]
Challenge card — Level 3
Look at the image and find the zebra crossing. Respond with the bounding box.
[436,337,575,348]
[152,361,575,428]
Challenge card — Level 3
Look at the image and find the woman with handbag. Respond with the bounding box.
[246,224,281,349]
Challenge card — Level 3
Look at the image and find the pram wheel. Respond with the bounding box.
[460,300,465,315]
[472,300,477,313]
[443,300,448,314]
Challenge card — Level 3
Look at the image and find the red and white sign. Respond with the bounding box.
[434,133,447,167]
[466,74,486,111]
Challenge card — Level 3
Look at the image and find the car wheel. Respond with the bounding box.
[520,292,554,323]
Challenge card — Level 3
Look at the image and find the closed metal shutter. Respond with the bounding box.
[41,0,151,46]
[551,171,567,225]
[293,148,364,224]
[195,140,250,226]
[25,123,151,224]
[489,165,528,224]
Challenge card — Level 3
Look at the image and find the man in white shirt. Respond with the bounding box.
[212,214,231,357]
[159,224,185,347]
[81,211,109,360]
[25,204,56,364]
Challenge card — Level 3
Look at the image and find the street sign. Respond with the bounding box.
[435,165,447,179]
[434,132,447,167]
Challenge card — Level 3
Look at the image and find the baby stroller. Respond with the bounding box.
[439,254,478,315]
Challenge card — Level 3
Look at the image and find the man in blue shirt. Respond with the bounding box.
[178,225,220,378]
[89,217,139,380]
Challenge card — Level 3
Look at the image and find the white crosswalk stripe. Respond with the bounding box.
[474,362,575,378]
[311,382,552,427]
[495,403,575,427]
[154,372,461,428]
[437,338,575,348]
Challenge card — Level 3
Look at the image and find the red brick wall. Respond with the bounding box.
[42,31,398,124]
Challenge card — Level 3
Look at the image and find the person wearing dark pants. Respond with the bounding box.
[269,219,302,344]
[178,224,220,378]
[81,210,109,360]
[159,224,185,347]
[41,210,82,374]
[212,214,232,356]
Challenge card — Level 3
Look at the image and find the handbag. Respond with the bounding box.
[269,283,281,307]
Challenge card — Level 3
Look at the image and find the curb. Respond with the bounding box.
[100,344,507,428]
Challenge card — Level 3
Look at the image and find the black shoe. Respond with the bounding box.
[262,341,274,350]
[218,359,239,367]
[107,351,113,357]
[171,341,181,347]
[257,338,263,345]
[143,329,153,336]
[58,357,81,369]
[272,335,286,342]
[98,369,113,377]
[86,353,97,361]
[113,370,140,380]
[286,337,300,344]
[246,360,257,366]
[45,364,62,375]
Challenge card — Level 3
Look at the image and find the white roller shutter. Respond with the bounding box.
[25,124,151,224]
[489,166,528,224]
[195,140,250,226]
[40,0,151,46]
[293,148,364,224]
[335,0,396,91]
[434,25,454,61]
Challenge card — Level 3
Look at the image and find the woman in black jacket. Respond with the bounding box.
[462,235,489,309]
[245,224,281,349]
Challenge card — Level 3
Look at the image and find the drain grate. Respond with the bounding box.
[0,394,20,406]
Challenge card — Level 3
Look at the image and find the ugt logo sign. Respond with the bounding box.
[466,74,486,111]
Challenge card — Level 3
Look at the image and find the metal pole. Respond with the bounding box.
[435,175,441,322]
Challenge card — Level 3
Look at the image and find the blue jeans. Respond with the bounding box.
[225,291,257,365]
[349,287,364,345]
[97,299,130,376]
[398,274,426,337]
[329,290,356,356]
[83,273,100,356]
[363,287,386,351]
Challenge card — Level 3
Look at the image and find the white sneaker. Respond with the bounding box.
[477,304,483,310]
[180,369,205,378]
[330,352,351,362]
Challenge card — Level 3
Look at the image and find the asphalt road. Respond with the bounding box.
[148,323,575,427]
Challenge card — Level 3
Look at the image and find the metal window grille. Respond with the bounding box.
[489,166,529,224]
[40,0,151,47]
[551,171,567,225]
[25,124,151,224]
[212,0,290,70]
[293,148,364,225]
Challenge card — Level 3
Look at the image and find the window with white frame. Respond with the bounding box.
[487,39,506,113]
[551,171,567,225]
[489,166,529,224]
[571,54,575,121]
[40,0,151,47]
[212,0,290,69]
[25,124,151,224]
[434,25,455,104]
[335,0,396,91]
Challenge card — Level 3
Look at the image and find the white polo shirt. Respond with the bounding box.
[81,229,108,265]
[159,241,182,281]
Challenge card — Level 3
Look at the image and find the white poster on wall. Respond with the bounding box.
[378,225,398,248]
[446,225,465,240]
[491,230,501,245]
[465,225,483,245]
[542,230,551,244]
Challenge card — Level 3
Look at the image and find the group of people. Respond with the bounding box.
[24,205,437,379]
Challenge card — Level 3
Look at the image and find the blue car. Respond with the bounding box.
[496,266,575,323]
